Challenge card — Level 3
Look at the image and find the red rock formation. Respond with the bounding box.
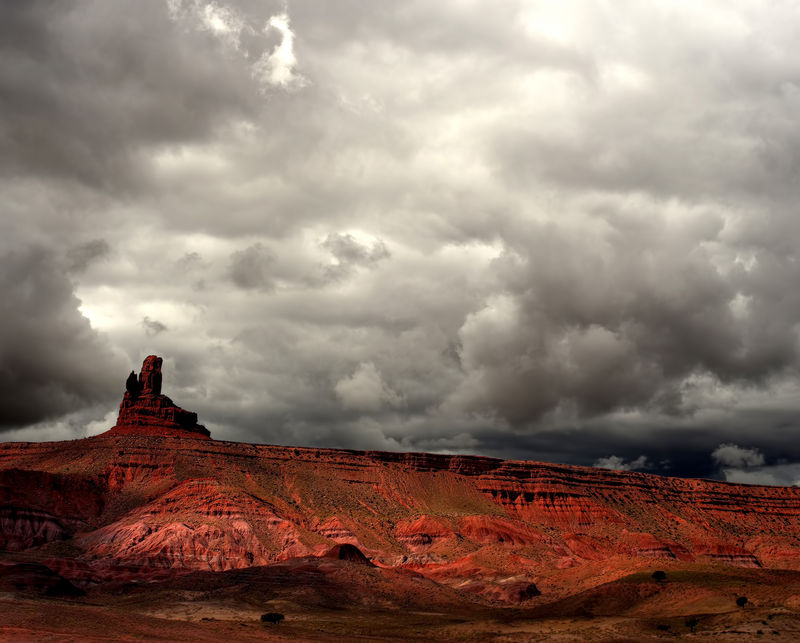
[458,515,540,547]
[395,515,455,552]
[111,355,210,439]
[311,516,361,546]
[322,543,374,565]
[2,433,800,604]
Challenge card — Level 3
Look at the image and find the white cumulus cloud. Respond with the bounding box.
[335,362,403,413]
[593,455,649,471]
[253,12,307,91]
[167,1,307,92]
[712,443,765,468]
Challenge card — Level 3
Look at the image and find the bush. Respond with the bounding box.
[736,596,749,608]
[686,616,699,632]
[261,613,285,625]
[651,570,667,582]
[523,583,541,599]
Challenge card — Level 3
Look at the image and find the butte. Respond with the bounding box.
[107,355,211,439]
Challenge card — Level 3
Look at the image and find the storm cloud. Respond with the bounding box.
[3,1,800,482]
[0,247,123,426]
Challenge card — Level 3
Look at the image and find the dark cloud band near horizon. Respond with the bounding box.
[2,0,800,484]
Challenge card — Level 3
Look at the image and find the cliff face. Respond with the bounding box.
[1,432,800,603]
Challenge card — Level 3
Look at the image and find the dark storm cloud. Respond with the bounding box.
[0,247,123,428]
[468,406,800,481]
[4,1,800,483]
[449,211,800,426]
[0,0,259,189]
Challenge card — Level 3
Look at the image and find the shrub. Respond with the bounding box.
[686,616,699,632]
[736,596,749,608]
[523,583,541,599]
[651,570,667,582]
[261,613,285,625]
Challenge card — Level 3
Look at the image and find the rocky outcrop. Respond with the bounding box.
[111,355,210,439]
[322,543,374,565]
[82,520,271,572]
[78,478,281,571]
[395,516,455,552]
[0,508,67,551]
[458,515,539,547]
[311,516,361,545]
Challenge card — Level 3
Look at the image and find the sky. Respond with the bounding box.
[2,1,800,484]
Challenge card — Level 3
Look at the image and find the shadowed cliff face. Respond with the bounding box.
[1,433,800,604]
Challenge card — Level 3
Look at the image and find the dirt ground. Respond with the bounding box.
[3,566,800,642]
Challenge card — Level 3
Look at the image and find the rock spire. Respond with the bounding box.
[111,355,210,438]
